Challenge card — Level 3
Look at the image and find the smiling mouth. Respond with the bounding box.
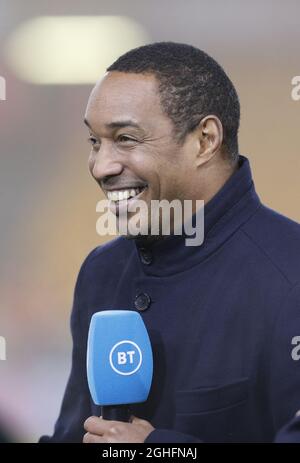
[105,186,147,203]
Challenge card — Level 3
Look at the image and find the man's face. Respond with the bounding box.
[84,71,198,237]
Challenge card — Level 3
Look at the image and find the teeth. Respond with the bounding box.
[107,188,144,202]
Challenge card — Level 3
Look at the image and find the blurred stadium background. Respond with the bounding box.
[0,0,299,442]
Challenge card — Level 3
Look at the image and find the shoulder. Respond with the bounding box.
[241,203,300,286]
[75,236,135,288]
[83,236,133,265]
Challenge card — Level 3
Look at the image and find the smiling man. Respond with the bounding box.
[85,68,233,241]
[40,42,300,443]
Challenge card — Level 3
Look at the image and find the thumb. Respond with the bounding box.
[130,415,148,425]
[130,415,141,423]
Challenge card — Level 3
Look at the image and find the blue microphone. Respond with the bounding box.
[87,310,153,422]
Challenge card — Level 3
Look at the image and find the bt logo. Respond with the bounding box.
[109,340,142,376]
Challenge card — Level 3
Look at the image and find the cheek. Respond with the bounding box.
[161,170,189,201]
[128,156,157,187]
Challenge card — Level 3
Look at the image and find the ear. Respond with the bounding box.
[195,115,223,167]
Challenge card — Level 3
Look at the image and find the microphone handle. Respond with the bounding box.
[101,405,131,422]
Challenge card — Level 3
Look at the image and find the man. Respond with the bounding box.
[40,42,300,443]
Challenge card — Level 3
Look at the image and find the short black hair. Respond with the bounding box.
[107,41,240,162]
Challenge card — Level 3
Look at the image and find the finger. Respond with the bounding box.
[83,432,106,443]
[131,416,148,425]
[84,416,105,432]
[84,416,99,431]
[84,416,115,434]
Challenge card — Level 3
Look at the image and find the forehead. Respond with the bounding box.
[85,71,168,131]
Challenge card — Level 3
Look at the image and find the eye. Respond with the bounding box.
[117,134,137,143]
[87,136,100,148]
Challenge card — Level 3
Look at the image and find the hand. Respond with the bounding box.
[83,415,155,443]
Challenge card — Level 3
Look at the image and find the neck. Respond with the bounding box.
[196,156,239,207]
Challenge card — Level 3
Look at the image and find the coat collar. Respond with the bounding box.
[133,155,261,276]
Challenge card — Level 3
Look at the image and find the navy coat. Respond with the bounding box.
[40,155,300,443]
[275,415,300,443]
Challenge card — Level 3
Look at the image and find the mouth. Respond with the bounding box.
[105,186,148,204]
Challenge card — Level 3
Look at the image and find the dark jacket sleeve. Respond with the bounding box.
[39,257,92,443]
[144,429,202,443]
[274,415,300,443]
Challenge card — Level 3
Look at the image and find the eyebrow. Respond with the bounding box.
[84,118,141,132]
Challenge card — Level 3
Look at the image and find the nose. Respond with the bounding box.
[89,143,124,181]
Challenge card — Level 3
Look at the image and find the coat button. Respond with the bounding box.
[139,248,153,265]
[134,293,151,311]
